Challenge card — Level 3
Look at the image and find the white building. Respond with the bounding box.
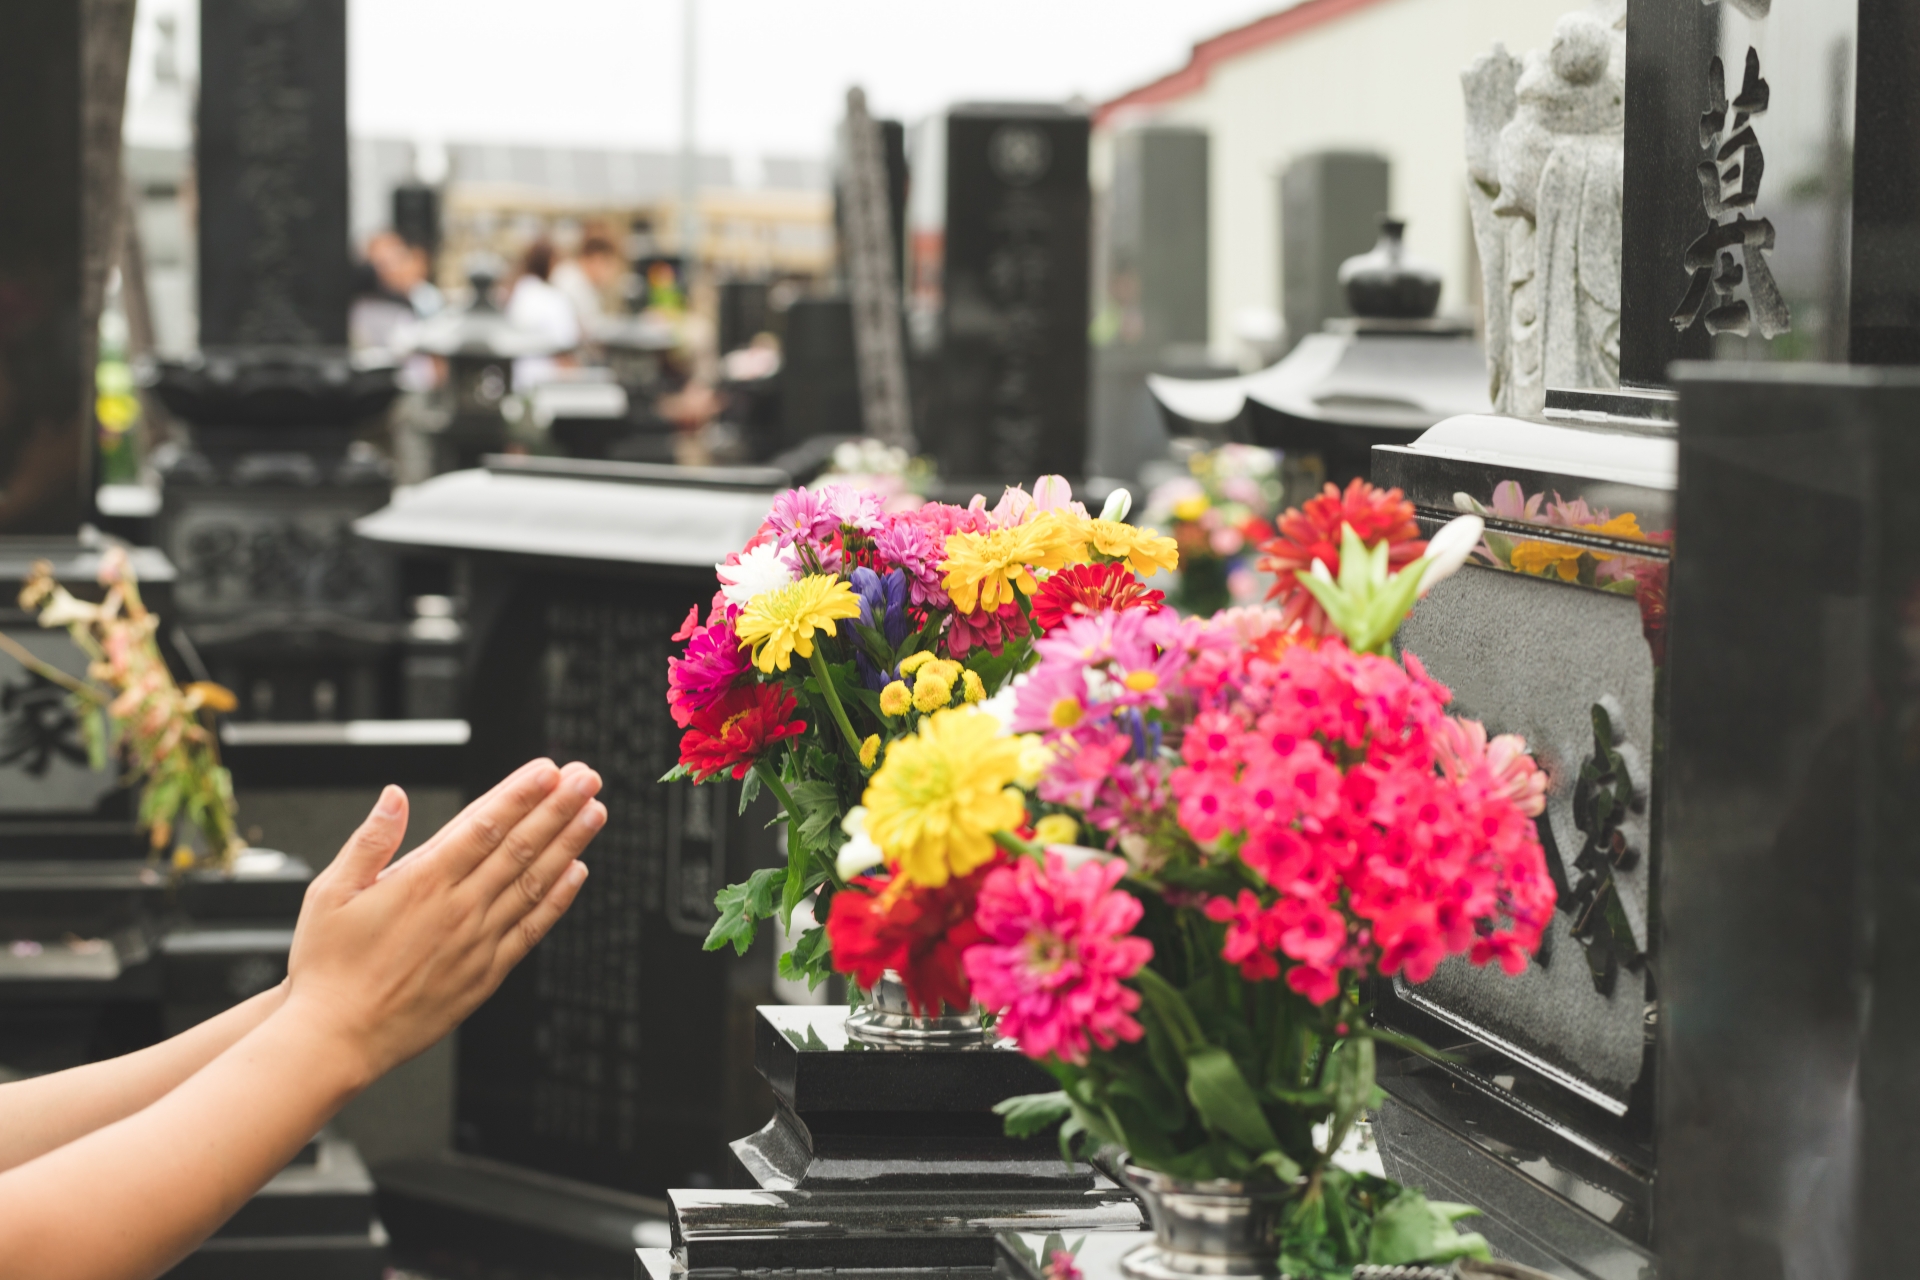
[1095,0,1570,358]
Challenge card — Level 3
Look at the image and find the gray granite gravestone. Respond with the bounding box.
[1089,124,1214,487]
[1280,151,1390,355]
[910,105,1091,491]
[196,0,350,348]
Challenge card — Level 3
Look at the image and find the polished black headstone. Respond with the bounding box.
[919,105,1091,487]
[0,2,85,533]
[1661,363,1920,1277]
[1619,0,1912,382]
[1279,150,1388,354]
[197,0,350,346]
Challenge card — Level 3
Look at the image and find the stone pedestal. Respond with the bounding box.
[662,1006,1142,1274]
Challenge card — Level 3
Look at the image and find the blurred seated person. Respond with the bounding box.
[507,238,581,387]
[0,759,604,1280]
[551,234,627,334]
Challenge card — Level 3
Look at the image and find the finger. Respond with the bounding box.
[461,766,602,901]
[327,786,409,891]
[481,797,606,936]
[491,860,589,979]
[414,759,565,884]
[378,758,556,882]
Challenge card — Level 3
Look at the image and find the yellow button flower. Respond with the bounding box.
[880,680,912,717]
[899,650,938,677]
[734,574,864,673]
[961,670,985,704]
[1033,813,1079,846]
[913,660,961,713]
[861,708,1029,887]
[859,734,881,768]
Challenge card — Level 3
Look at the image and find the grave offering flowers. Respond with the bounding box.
[1142,444,1284,615]
[11,549,244,870]
[680,477,1179,1000]
[957,483,1554,1276]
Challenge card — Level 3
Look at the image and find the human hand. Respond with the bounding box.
[282,759,605,1083]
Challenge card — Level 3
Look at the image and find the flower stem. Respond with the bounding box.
[0,631,105,702]
[754,759,799,817]
[808,646,865,757]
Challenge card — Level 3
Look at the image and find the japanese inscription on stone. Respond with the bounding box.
[1671,48,1792,339]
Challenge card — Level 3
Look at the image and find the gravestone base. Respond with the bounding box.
[662,1006,1142,1274]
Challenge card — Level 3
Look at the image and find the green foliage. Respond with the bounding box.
[704,867,786,956]
[1294,524,1430,656]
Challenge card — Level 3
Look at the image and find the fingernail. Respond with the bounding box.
[568,861,589,886]
[582,801,607,831]
[377,786,404,816]
[572,770,601,798]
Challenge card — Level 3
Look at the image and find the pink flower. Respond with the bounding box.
[873,518,951,609]
[667,608,751,727]
[821,484,887,535]
[1433,716,1548,817]
[947,600,1030,657]
[964,851,1153,1065]
[764,486,840,547]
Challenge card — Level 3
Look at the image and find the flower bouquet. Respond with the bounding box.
[1142,445,1283,616]
[959,483,1553,1277]
[679,477,1179,1011]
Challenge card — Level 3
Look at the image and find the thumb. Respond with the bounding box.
[331,785,409,889]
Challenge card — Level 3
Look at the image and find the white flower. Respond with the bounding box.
[835,806,885,880]
[716,542,797,608]
[1417,516,1486,597]
[37,588,99,628]
[1046,844,1114,870]
[1099,487,1133,522]
[977,674,1024,733]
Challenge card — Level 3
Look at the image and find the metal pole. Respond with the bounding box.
[678,0,700,293]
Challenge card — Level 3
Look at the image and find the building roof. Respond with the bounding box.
[1096,0,1398,126]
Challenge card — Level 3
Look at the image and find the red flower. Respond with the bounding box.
[826,860,1000,1015]
[1029,562,1167,635]
[947,599,1031,658]
[1258,480,1427,634]
[678,683,806,781]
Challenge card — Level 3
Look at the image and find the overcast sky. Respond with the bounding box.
[129,0,1290,166]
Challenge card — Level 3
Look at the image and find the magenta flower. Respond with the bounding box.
[667,608,751,727]
[873,517,951,609]
[965,851,1153,1065]
[764,487,841,547]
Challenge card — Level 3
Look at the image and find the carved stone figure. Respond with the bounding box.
[1463,4,1625,418]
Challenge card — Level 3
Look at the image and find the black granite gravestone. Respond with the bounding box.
[197,0,350,348]
[912,105,1091,490]
[355,459,783,1269]
[1280,151,1390,355]
[1659,363,1920,1279]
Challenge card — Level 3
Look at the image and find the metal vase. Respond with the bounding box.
[1120,1165,1299,1279]
[843,970,988,1047]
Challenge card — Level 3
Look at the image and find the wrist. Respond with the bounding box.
[272,991,384,1096]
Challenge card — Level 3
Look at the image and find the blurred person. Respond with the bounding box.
[350,230,443,352]
[0,758,604,1280]
[507,239,580,386]
[551,233,627,333]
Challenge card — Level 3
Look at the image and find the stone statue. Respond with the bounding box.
[1463,4,1625,418]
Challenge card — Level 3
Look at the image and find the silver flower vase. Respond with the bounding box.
[1120,1165,1300,1279]
[843,970,988,1048]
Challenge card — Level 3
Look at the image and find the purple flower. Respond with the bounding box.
[850,566,912,689]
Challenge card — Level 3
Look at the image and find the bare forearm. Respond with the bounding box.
[0,1001,368,1280]
[0,983,288,1172]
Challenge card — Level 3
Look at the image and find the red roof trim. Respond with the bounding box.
[1096,0,1399,126]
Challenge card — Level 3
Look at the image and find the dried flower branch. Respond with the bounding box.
[17,548,243,869]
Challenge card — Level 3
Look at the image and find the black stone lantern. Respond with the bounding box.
[1149,217,1491,487]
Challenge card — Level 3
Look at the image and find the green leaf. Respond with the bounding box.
[1326,1037,1378,1155]
[737,767,762,815]
[995,1090,1073,1138]
[1184,1045,1279,1154]
[1133,967,1204,1056]
[659,762,692,783]
[704,867,787,955]
[1366,1189,1491,1266]
[777,924,833,989]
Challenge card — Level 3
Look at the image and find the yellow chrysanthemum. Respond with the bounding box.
[880,680,912,717]
[859,734,881,768]
[912,659,962,713]
[1086,519,1180,578]
[861,708,1028,887]
[960,670,985,704]
[1510,541,1584,582]
[899,650,937,676]
[1033,813,1079,845]
[734,574,864,673]
[940,512,1090,615]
